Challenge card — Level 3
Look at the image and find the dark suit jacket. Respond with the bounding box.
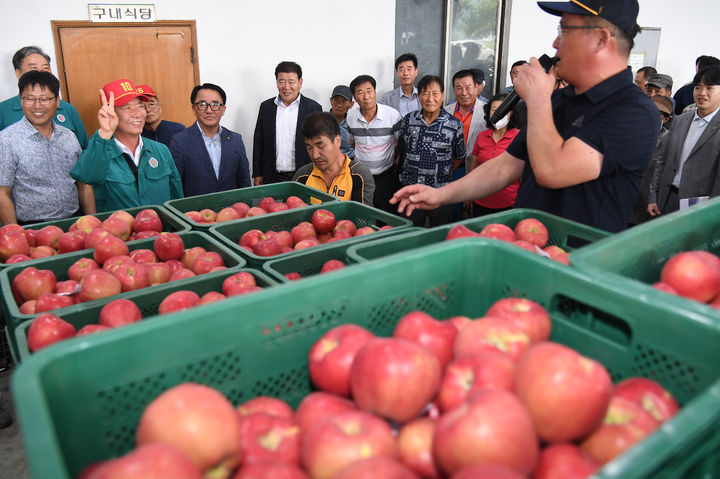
[252,95,322,183]
[651,110,720,212]
[169,123,251,198]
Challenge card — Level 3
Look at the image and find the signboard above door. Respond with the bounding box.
[88,4,156,22]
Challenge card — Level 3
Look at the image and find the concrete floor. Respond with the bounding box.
[0,363,31,479]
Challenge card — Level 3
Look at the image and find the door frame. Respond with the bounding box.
[51,20,201,104]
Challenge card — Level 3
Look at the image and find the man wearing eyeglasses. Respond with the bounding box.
[138,85,185,147]
[253,61,322,185]
[169,83,250,197]
[392,0,659,233]
[70,78,183,212]
[0,71,95,225]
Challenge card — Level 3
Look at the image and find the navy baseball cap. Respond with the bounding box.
[538,0,640,37]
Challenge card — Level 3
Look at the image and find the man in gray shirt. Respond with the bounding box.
[0,71,95,225]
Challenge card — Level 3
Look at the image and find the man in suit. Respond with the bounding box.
[379,53,421,117]
[252,61,322,185]
[169,83,250,197]
[648,65,720,216]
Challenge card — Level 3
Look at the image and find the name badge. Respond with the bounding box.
[55,114,66,123]
[148,157,159,168]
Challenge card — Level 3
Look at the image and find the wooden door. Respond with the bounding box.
[52,21,200,137]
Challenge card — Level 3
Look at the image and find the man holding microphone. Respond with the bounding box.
[392,0,659,233]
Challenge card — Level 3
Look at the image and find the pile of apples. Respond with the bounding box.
[446,218,570,265]
[11,233,230,316]
[238,209,391,257]
[652,250,720,308]
[77,298,679,479]
[26,271,264,353]
[0,209,169,265]
[184,196,310,224]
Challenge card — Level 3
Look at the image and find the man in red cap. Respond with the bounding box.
[70,79,183,212]
[137,84,185,147]
[391,0,659,233]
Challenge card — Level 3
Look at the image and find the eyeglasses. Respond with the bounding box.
[194,101,224,111]
[557,24,611,37]
[145,100,160,109]
[21,96,56,106]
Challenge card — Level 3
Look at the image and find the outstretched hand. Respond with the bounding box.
[389,184,443,217]
[97,89,118,139]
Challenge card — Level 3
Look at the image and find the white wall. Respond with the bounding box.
[506,0,720,90]
[1,0,719,159]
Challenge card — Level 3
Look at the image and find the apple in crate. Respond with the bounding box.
[192,251,225,274]
[0,227,32,259]
[294,238,321,250]
[333,456,419,479]
[199,291,226,305]
[253,238,282,257]
[320,259,345,273]
[291,222,317,244]
[480,223,516,242]
[453,317,531,362]
[216,207,241,223]
[514,341,612,442]
[267,202,289,213]
[94,235,129,265]
[34,292,74,313]
[169,269,196,282]
[199,208,217,223]
[613,377,679,423]
[136,383,241,478]
[231,202,250,217]
[246,207,267,217]
[284,272,303,281]
[85,442,202,479]
[102,215,132,241]
[154,233,185,261]
[35,225,64,249]
[286,196,307,209]
[485,297,552,344]
[27,312,76,352]
[114,262,150,292]
[76,324,111,337]
[393,310,458,368]
[158,291,201,314]
[451,464,526,479]
[238,396,294,421]
[311,209,336,234]
[354,226,374,236]
[534,443,600,479]
[80,270,122,302]
[13,266,57,302]
[238,413,301,466]
[99,298,142,328]
[57,231,87,254]
[181,246,207,269]
[514,218,549,247]
[239,229,265,249]
[397,417,440,479]
[185,211,203,222]
[234,462,307,479]
[222,272,256,295]
[72,215,103,234]
[258,197,278,212]
[294,392,357,434]
[660,251,720,303]
[445,224,478,240]
[84,228,110,249]
[30,245,56,259]
[68,257,100,282]
[133,208,163,233]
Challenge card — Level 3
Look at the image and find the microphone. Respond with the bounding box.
[489,54,559,128]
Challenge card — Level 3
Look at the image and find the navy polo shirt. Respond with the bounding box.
[142,119,186,147]
[507,68,660,233]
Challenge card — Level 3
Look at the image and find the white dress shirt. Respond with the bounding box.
[114,136,144,166]
[275,94,301,172]
[197,122,222,178]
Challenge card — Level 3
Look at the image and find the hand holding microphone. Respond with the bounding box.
[489,54,559,128]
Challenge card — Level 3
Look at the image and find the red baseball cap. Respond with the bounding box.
[101,78,149,106]
[136,84,157,97]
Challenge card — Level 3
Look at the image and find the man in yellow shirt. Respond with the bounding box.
[294,112,375,206]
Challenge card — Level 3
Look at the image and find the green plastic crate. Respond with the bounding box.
[13,268,276,362]
[209,200,413,267]
[0,205,190,269]
[0,231,245,361]
[164,182,338,230]
[11,239,720,479]
[571,197,720,324]
[347,208,609,263]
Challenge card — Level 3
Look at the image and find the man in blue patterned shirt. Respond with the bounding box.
[398,75,466,227]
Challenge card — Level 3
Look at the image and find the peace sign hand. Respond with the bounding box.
[97,89,118,140]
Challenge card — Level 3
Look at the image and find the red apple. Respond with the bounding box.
[238,397,294,421]
[485,297,552,344]
[185,211,203,222]
[222,272,256,295]
[158,290,200,314]
[514,218,549,247]
[542,245,566,258]
[233,462,308,479]
[55,279,80,296]
[453,317,531,362]
[311,209,336,234]
[333,219,357,237]
[90,442,202,479]
[57,231,87,254]
[397,417,440,479]
[320,259,345,273]
[294,238,320,250]
[68,257,101,282]
[301,410,396,479]
[13,266,57,302]
[437,351,516,412]
[433,388,538,476]
[99,298,143,327]
[533,443,600,479]
[72,215,103,234]
[199,291,226,305]
[613,377,679,423]
[479,223,516,242]
[76,324,112,337]
[192,251,225,274]
[27,312,77,352]
[247,207,267,217]
[258,197,278,212]
[231,202,250,217]
[238,413,301,466]
[109,210,135,229]
[660,251,720,302]
[284,272,303,281]
[154,233,185,261]
[216,207,241,223]
[30,245,57,259]
[102,215,132,241]
[114,262,149,292]
[350,337,442,423]
[333,456,419,479]
[199,208,217,223]
[514,341,613,442]
[80,270,122,302]
[285,196,307,209]
[653,282,678,295]
[5,253,31,264]
[102,255,134,275]
[580,396,660,465]
[225,285,262,297]
[308,324,375,397]
[354,226,374,236]
[181,246,208,269]
[133,208,163,233]
[129,248,157,264]
[290,222,317,244]
[450,464,526,479]
[34,292,74,313]
[393,310,458,368]
[294,392,357,435]
[93,235,130,265]
[317,232,332,244]
[513,239,539,253]
[239,229,265,249]
[84,228,110,249]
[331,231,352,241]
[445,224,478,241]
[169,269,196,282]
[165,259,185,274]
[136,383,241,477]
[0,230,31,260]
[254,238,282,257]
[35,225,64,249]
[267,202,289,213]
[447,315,471,331]
[19,300,36,315]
